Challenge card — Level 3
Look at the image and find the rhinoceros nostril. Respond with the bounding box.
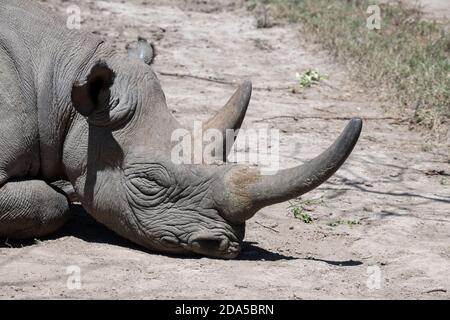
[189,233,233,252]
[219,238,230,251]
[192,238,222,252]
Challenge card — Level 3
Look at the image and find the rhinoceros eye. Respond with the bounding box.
[130,177,166,196]
[124,163,175,203]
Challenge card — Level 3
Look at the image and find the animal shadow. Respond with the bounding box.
[0,205,295,262]
[302,257,363,267]
[0,204,138,250]
[238,242,297,261]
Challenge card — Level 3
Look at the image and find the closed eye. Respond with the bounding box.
[124,163,173,188]
[129,177,166,196]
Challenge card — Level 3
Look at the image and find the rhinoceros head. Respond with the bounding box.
[66,49,362,259]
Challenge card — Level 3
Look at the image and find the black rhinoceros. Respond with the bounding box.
[0,0,362,259]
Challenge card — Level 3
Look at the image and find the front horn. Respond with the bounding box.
[222,117,363,223]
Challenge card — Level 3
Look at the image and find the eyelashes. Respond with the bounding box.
[124,163,173,187]
[129,177,166,196]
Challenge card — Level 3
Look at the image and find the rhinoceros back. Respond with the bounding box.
[0,0,104,182]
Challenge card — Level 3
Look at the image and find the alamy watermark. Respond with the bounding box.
[66,265,82,290]
[366,5,381,30]
[171,122,280,175]
[366,265,382,290]
[66,5,82,30]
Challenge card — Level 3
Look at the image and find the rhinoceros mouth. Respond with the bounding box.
[188,233,242,259]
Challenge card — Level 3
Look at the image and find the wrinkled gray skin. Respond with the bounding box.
[0,1,362,259]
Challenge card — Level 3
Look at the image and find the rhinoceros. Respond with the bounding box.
[0,0,362,259]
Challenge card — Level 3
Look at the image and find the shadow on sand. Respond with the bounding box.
[0,205,297,262]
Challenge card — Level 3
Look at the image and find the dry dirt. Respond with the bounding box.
[398,0,450,22]
[0,0,449,299]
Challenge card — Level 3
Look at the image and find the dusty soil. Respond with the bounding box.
[398,0,450,22]
[0,0,449,299]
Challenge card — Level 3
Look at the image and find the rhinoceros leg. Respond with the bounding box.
[50,180,79,203]
[0,180,71,239]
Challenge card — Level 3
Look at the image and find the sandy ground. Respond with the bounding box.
[399,0,450,21]
[0,0,449,299]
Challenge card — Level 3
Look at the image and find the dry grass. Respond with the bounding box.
[250,0,450,133]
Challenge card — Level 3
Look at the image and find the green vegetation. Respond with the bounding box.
[287,197,324,223]
[291,207,313,223]
[328,219,360,227]
[296,69,327,88]
[252,0,450,132]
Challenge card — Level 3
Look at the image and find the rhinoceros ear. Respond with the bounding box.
[71,62,115,117]
[126,37,156,66]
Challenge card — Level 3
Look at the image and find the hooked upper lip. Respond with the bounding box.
[189,234,241,259]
